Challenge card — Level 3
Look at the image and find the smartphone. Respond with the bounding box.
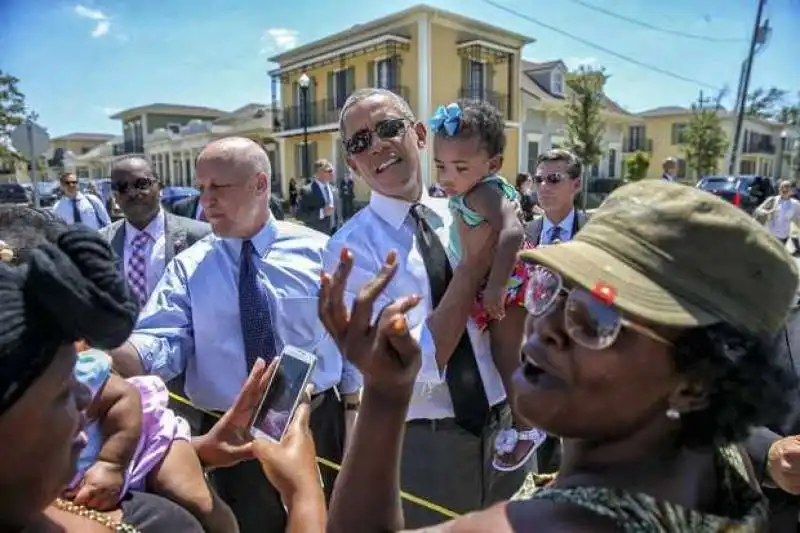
[250,346,317,442]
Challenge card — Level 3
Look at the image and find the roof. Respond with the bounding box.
[268,4,535,65]
[636,106,693,117]
[520,59,632,116]
[109,104,227,120]
[50,132,116,142]
[214,103,273,124]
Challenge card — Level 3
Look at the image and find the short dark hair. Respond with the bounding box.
[434,99,506,158]
[674,322,797,448]
[59,172,75,183]
[516,173,530,190]
[537,149,582,179]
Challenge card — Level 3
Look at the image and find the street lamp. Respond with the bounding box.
[299,73,311,179]
[777,129,789,179]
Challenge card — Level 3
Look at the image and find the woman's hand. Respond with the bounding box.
[318,249,423,402]
[252,386,321,503]
[193,358,275,469]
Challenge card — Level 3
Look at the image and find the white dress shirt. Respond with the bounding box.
[315,179,335,223]
[766,197,800,239]
[325,191,506,421]
[53,192,111,230]
[123,209,167,297]
[540,209,576,244]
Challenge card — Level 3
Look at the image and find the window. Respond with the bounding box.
[671,123,688,145]
[628,125,645,151]
[526,141,540,173]
[467,60,485,99]
[376,59,392,89]
[608,149,617,178]
[167,123,181,134]
[739,160,756,174]
[677,158,687,179]
[552,71,564,96]
[334,69,349,109]
[294,141,317,178]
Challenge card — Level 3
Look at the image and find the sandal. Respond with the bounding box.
[492,427,547,472]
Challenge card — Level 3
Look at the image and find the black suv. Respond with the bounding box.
[696,175,775,213]
[0,183,30,205]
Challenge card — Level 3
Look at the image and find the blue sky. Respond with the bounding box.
[2,0,798,137]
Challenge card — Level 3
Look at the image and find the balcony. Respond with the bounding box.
[112,140,145,156]
[742,139,776,155]
[458,88,509,120]
[276,85,410,132]
[622,137,653,153]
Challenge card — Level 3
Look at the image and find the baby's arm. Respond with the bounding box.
[467,184,525,318]
[74,375,142,510]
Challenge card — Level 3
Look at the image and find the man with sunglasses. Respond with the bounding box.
[52,171,111,230]
[525,149,587,247]
[324,88,520,528]
[298,159,338,234]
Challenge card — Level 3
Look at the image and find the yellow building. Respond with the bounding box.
[630,106,790,181]
[268,4,534,201]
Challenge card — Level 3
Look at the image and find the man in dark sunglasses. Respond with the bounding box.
[52,172,111,230]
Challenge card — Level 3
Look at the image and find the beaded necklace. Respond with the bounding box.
[53,498,140,533]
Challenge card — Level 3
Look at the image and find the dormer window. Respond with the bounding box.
[552,71,564,96]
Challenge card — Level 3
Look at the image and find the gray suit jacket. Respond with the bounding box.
[99,211,211,274]
[524,209,588,245]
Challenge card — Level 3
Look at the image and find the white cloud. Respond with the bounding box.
[260,28,298,56]
[563,56,599,69]
[73,4,111,38]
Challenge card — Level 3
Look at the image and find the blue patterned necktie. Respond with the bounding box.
[239,240,279,372]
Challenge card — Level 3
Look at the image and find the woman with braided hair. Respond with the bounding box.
[0,206,327,533]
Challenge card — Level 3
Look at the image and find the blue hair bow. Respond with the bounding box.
[429,103,462,136]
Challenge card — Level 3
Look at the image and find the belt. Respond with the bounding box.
[202,387,338,419]
[406,401,508,431]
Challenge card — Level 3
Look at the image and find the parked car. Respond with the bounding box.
[0,183,30,205]
[21,181,60,207]
[696,175,775,213]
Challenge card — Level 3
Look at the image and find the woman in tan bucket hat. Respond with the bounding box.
[319,180,799,532]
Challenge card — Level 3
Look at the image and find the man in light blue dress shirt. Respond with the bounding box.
[109,137,358,533]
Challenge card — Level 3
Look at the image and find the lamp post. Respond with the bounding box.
[299,73,311,179]
[777,129,788,180]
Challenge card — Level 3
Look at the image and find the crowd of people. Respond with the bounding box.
[2,87,800,533]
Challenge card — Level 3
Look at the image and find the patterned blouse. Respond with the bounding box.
[511,446,768,532]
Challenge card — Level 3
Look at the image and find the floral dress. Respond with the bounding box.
[448,174,534,330]
[511,445,768,532]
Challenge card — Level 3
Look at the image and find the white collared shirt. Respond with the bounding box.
[53,192,111,230]
[123,210,167,297]
[324,191,506,421]
[315,179,335,221]
[541,209,576,244]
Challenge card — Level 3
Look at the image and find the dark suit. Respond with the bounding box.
[100,212,212,433]
[745,302,800,532]
[299,180,336,234]
[169,195,285,221]
[525,209,588,475]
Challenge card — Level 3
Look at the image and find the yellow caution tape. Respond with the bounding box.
[168,391,461,519]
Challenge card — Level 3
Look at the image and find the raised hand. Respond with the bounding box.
[318,248,422,400]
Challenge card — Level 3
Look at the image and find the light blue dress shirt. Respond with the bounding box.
[129,217,358,412]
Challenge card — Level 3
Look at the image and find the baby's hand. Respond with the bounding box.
[73,460,125,511]
[484,286,506,321]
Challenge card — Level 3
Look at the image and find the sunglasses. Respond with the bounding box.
[524,266,672,350]
[62,180,78,186]
[344,118,408,155]
[111,177,157,194]
[533,173,570,185]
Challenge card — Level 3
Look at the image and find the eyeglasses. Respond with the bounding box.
[524,266,672,350]
[344,118,408,155]
[111,177,157,194]
[62,180,78,186]
[533,173,568,185]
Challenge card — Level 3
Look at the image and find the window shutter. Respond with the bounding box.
[310,142,318,167]
[391,55,401,88]
[346,66,356,96]
[367,61,375,87]
[327,72,335,111]
[486,63,494,95]
[461,58,470,97]
[294,143,302,179]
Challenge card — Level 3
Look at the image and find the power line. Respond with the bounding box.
[481,0,723,91]
[562,0,746,43]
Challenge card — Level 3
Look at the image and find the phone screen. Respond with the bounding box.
[251,349,314,442]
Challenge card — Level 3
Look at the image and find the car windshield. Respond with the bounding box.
[701,177,737,192]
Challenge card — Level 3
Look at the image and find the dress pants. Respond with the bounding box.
[200,387,344,533]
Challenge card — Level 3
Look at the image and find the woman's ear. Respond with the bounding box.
[668,376,710,415]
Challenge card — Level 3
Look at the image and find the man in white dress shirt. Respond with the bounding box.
[52,171,111,230]
[662,157,678,182]
[326,88,523,528]
[108,138,357,533]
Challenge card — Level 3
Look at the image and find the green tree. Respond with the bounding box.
[564,65,607,208]
[745,86,788,119]
[624,151,650,182]
[0,70,33,166]
[682,103,727,180]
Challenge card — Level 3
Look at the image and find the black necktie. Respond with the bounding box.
[72,198,82,224]
[549,225,562,244]
[409,204,489,436]
[239,240,279,372]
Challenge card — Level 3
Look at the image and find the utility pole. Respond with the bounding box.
[728,0,769,175]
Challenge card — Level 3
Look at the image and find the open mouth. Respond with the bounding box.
[376,155,401,174]
[523,356,547,382]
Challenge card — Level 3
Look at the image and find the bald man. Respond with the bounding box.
[109,137,358,533]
